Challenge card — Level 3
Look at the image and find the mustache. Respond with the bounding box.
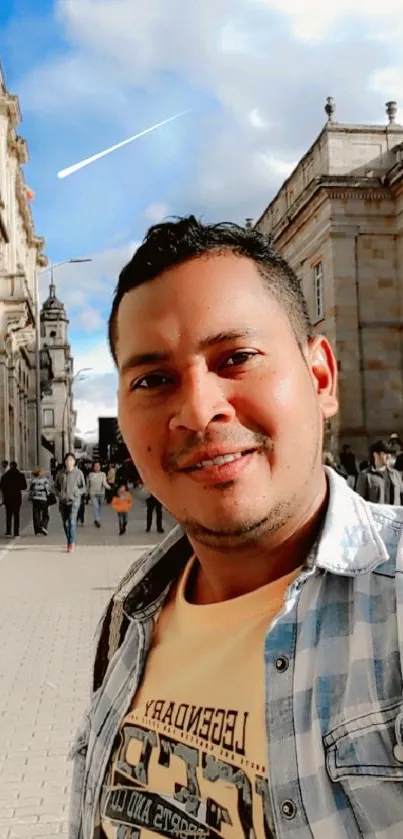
[163,430,272,472]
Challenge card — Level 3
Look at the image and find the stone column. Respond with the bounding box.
[0,353,10,462]
[8,361,19,465]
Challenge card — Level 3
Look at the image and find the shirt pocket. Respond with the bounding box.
[324,700,403,836]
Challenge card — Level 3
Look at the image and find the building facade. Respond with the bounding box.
[256,99,403,458]
[0,60,47,469]
[40,278,76,466]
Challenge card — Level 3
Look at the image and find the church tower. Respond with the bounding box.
[40,277,74,464]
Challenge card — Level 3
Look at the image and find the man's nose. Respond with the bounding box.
[168,371,235,433]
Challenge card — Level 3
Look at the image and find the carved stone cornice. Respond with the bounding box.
[261,176,392,242]
[0,91,21,123]
[32,236,48,267]
[15,168,34,245]
[15,135,29,164]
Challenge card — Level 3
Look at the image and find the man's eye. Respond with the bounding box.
[223,351,257,368]
[130,374,171,391]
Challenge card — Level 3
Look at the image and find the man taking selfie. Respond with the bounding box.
[69,217,403,839]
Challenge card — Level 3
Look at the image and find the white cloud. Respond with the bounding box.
[260,153,299,178]
[369,68,403,122]
[249,108,269,129]
[250,0,403,41]
[73,341,115,377]
[144,202,169,223]
[22,0,401,220]
[39,239,139,326]
[17,0,403,430]
[73,365,117,433]
[74,392,117,435]
[74,307,104,332]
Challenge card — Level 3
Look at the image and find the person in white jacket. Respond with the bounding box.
[86,462,110,528]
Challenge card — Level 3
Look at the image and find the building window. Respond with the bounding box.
[313,262,324,320]
[43,409,54,428]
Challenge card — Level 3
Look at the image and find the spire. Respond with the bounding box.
[41,275,66,318]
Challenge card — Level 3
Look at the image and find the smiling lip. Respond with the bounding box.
[179,449,257,484]
[179,448,256,472]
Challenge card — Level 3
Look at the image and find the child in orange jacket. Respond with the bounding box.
[111,484,133,535]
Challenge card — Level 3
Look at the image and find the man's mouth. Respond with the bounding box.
[184,449,255,472]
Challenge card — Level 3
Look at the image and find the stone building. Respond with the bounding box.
[256,99,403,458]
[0,59,47,469]
[40,277,76,465]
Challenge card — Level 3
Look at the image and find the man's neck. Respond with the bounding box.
[187,474,329,604]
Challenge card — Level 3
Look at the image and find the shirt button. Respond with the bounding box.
[281,800,297,819]
[86,786,93,805]
[275,655,289,672]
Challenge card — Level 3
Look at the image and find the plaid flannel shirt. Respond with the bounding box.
[68,467,403,839]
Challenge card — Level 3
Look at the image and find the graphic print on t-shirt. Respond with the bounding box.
[101,557,300,839]
[102,697,274,838]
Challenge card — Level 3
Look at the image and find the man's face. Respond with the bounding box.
[117,254,338,547]
[94,463,100,472]
[65,456,75,471]
[374,451,389,468]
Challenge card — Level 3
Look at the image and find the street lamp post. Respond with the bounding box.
[35,258,92,465]
[61,368,92,461]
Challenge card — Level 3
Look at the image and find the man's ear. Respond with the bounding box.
[306,335,338,419]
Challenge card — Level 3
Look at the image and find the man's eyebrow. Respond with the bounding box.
[119,351,170,376]
[119,329,259,375]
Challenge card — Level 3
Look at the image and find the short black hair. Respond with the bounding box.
[108,215,314,363]
[64,452,76,464]
[371,440,393,455]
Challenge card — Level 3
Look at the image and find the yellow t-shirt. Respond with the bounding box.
[101,559,301,839]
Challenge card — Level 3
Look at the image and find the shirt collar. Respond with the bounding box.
[312,466,390,575]
[119,466,391,617]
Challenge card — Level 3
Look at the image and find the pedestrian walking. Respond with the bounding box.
[70,215,403,838]
[356,440,403,505]
[106,464,116,503]
[339,443,359,489]
[86,462,110,528]
[54,453,86,552]
[0,459,9,506]
[145,491,164,533]
[0,461,26,537]
[111,483,132,535]
[29,467,51,535]
[77,492,87,526]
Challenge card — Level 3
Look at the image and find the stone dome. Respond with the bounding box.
[41,281,67,319]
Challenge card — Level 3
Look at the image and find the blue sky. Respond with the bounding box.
[1,0,402,434]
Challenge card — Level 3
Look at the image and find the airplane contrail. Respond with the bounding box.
[57,109,190,179]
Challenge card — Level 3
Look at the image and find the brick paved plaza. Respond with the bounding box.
[0,489,174,838]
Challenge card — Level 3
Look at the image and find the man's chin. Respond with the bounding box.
[180,513,272,549]
[177,494,297,549]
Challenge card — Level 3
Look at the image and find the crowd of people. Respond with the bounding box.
[0,454,164,550]
[1,433,403,547]
[323,432,403,503]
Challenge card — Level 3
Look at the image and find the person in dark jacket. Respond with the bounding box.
[0,461,27,537]
[339,444,358,489]
[29,467,51,535]
[356,440,403,505]
[145,492,164,533]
